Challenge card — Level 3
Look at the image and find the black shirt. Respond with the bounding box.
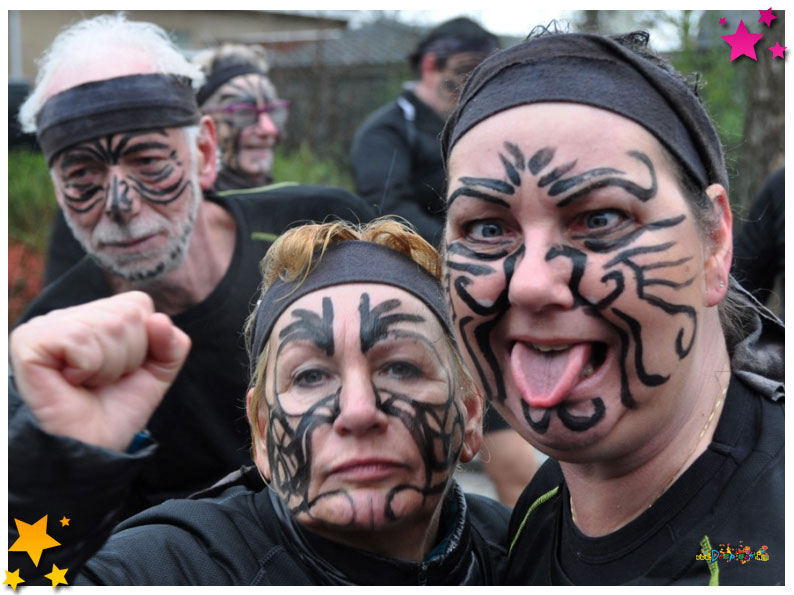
[506,375,784,585]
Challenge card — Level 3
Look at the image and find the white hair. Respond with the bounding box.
[19,13,205,133]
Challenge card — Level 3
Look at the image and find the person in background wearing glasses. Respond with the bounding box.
[193,44,290,191]
[14,14,374,520]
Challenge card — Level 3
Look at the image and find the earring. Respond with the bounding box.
[719,280,726,288]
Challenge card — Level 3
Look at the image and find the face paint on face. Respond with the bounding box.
[53,128,201,283]
[204,73,282,184]
[445,104,711,455]
[263,285,465,534]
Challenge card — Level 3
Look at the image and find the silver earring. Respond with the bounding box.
[719,280,725,288]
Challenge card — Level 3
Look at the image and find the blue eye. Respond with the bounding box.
[466,220,506,241]
[579,210,627,231]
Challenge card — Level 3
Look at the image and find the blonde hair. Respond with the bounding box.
[245,217,479,461]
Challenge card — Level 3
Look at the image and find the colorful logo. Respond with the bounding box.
[695,542,770,564]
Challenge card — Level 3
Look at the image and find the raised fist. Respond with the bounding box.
[10,291,191,451]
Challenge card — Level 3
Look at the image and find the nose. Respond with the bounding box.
[103,172,140,223]
[508,236,576,313]
[256,112,279,139]
[332,366,389,436]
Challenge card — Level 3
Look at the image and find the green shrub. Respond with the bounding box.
[272,143,353,191]
[8,150,57,253]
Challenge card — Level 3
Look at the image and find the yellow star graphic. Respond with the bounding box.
[44,564,68,588]
[3,569,25,591]
[59,517,70,528]
[8,515,61,566]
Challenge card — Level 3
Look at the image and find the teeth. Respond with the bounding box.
[581,363,595,378]
[530,343,572,353]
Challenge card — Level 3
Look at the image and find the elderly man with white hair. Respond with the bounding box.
[12,13,373,519]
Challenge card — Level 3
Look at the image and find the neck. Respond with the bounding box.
[106,200,236,315]
[564,318,731,537]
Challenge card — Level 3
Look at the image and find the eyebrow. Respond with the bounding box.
[121,141,171,155]
[448,177,513,209]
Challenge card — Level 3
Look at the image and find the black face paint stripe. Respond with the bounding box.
[528,147,555,175]
[445,261,496,276]
[447,242,509,261]
[448,186,512,210]
[499,153,521,186]
[503,142,526,171]
[277,297,335,356]
[521,400,552,433]
[611,308,669,387]
[579,214,687,253]
[553,151,658,207]
[557,398,606,432]
[538,160,577,188]
[358,294,425,354]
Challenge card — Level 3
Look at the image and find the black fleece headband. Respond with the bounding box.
[36,73,201,165]
[441,33,728,190]
[249,241,451,377]
[196,62,266,106]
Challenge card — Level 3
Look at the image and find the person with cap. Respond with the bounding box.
[193,43,288,191]
[13,13,374,520]
[9,219,510,585]
[350,17,499,246]
[441,27,784,585]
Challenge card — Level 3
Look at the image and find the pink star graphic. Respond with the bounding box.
[769,42,786,58]
[719,17,727,26]
[721,20,765,61]
[758,8,777,27]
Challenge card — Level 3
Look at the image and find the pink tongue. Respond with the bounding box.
[510,342,592,408]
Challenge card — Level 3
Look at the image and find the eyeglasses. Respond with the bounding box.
[204,100,290,129]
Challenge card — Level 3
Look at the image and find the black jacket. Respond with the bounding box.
[16,185,374,519]
[351,89,447,246]
[7,401,510,586]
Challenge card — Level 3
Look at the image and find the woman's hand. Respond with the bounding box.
[10,291,191,451]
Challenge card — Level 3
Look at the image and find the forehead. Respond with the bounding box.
[214,73,275,102]
[53,127,187,165]
[449,103,671,176]
[273,283,441,332]
[44,47,156,102]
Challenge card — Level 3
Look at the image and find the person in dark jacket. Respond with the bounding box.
[732,167,784,318]
[14,13,374,519]
[351,17,499,246]
[8,220,510,585]
[441,27,784,585]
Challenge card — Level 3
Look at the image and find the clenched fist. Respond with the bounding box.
[10,291,191,451]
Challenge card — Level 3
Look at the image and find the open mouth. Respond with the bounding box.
[510,340,608,409]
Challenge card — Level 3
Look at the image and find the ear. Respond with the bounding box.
[246,388,271,481]
[195,115,218,191]
[459,389,484,464]
[420,52,440,79]
[703,184,733,307]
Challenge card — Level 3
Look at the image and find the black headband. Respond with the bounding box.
[36,73,201,165]
[196,62,267,106]
[249,241,451,377]
[442,33,728,191]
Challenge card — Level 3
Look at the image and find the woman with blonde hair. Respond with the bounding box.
[9,218,509,585]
